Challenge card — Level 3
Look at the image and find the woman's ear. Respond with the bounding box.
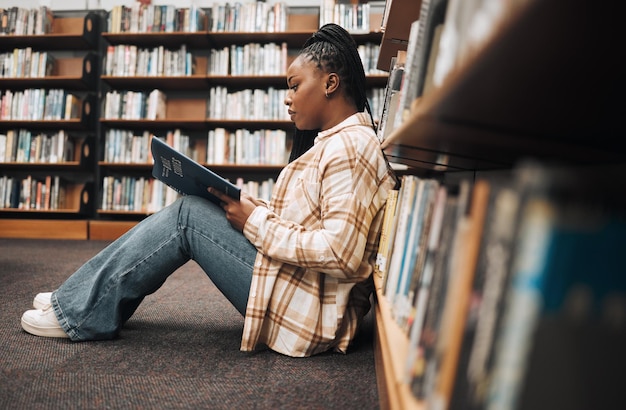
[326,72,339,95]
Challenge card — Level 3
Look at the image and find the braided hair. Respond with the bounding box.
[288,23,376,163]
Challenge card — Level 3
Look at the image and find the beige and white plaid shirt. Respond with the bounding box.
[241,112,396,357]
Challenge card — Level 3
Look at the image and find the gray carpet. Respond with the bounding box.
[0,238,380,409]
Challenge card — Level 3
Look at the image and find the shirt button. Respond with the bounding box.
[319,256,325,261]
[256,261,262,267]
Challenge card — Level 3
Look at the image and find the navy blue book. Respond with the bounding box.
[150,137,241,205]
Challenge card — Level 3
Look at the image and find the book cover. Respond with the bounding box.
[376,188,399,279]
[150,137,240,205]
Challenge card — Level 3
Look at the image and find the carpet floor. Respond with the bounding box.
[0,238,380,409]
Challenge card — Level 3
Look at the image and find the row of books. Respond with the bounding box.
[377,0,525,142]
[210,43,288,76]
[207,1,288,33]
[207,86,290,121]
[320,1,373,33]
[104,44,194,77]
[358,43,387,76]
[104,129,198,165]
[388,1,443,134]
[108,4,207,34]
[376,52,404,142]
[238,177,275,202]
[0,48,54,79]
[101,176,176,213]
[367,87,385,124]
[100,174,276,212]
[107,2,289,34]
[0,174,65,210]
[0,6,53,36]
[103,86,301,122]
[102,89,166,121]
[103,129,156,164]
[0,129,74,164]
[103,127,288,167]
[375,161,626,409]
[207,128,287,165]
[0,88,81,121]
[102,41,383,78]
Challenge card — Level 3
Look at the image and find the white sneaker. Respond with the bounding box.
[21,305,69,338]
[33,292,52,310]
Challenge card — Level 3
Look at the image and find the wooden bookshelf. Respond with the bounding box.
[380,0,625,171]
[373,0,625,408]
[0,5,389,246]
[376,0,422,71]
[0,12,100,50]
[0,53,98,90]
[95,7,385,224]
[0,11,101,236]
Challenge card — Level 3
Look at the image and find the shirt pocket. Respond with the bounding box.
[285,178,321,226]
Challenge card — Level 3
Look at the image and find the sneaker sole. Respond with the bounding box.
[21,317,69,338]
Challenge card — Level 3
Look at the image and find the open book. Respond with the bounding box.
[151,137,241,204]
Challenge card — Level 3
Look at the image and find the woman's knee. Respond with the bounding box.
[175,195,229,232]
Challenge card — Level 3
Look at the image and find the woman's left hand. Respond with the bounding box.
[208,188,258,232]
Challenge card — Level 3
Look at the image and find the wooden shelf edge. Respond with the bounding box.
[0,219,137,240]
[373,274,423,410]
[89,220,137,240]
[0,219,88,239]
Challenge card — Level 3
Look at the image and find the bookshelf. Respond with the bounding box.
[0,4,388,240]
[91,4,387,239]
[373,0,625,408]
[379,0,623,172]
[0,10,102,239]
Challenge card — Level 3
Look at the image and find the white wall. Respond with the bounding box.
[3,0,321,12]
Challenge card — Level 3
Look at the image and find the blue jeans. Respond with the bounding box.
[51,196,257,341]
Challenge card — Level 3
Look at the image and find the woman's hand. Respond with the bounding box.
[208,188,258,232]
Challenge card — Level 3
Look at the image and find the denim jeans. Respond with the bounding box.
[51,196,257,341]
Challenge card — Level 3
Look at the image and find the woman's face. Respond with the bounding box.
[284,55,328,131]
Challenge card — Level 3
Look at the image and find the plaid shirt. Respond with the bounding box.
[241,113,397,357]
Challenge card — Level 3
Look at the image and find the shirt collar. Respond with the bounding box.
[314,112,372,144]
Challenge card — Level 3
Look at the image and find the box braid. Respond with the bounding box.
[289,23,376,163]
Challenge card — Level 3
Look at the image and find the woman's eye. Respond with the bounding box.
[290,84,298,91]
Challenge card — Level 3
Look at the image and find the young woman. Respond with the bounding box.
[21,23,397,358]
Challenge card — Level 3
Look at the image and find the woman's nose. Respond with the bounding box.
[284,89,293,105]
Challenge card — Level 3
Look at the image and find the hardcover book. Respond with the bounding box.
[150,136,240,205]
